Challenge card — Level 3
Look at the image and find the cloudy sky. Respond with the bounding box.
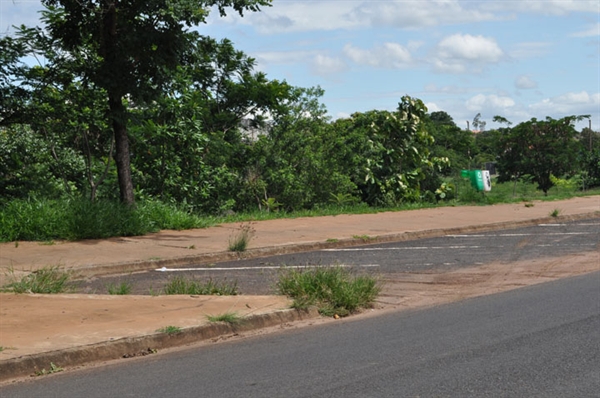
[2,0,599,130]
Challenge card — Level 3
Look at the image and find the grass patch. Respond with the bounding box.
[162,276,239,296]
[156,325,182,335]
[1,182,598,243]
[228,223,255,252]
[206,312,243,325]
[353,234,374,242]
[107,281,132,295]
[2,266,71,294]
[35,362,63,376]
[550,208,561,217]
[0,197,208,242]
[276,266,381,317]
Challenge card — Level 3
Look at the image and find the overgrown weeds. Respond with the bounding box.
[206,312,243,325]
[2,266,71,294]
[35,362,63,376]
[107,281,132,295]
[156,325,182,335]
[277,266,381,317]
[228,223,255,252]
[0,198,207,242]
[162,276,239,296]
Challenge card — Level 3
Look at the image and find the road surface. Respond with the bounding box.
[2,271,598,397]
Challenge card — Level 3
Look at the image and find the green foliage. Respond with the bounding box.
[0,198,206,242]
[276,266,381,317]
[162,276,239,295]
[435,182,455,201]
[426,112,476,174]
[327,96,447,207]
[3,266,71,294]
[248,86,357,211]
[496,116,586,194]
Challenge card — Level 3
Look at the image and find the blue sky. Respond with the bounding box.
[2,0,599,130]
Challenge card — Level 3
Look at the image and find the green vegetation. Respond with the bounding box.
[277,266,381,317]
[228,223,256,252]
[35,362,63,376]
[107,281,132,295]
[0,3,598,243]
[0,198,208,242]
[2,266,71,294]
[353,235,374,242]
[162,276,239,296]
[156,326,182,335]
[550,209,561,217]
[206,312,244,325]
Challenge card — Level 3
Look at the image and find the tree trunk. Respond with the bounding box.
[109,95,135,205]
[102,0,135,206]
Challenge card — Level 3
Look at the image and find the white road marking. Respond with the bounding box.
[447,232,594,238]
[156,264,380,272]
[323,246,483,252]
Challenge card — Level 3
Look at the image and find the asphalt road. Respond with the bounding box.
[3,271,599,397]
[78,218,599,295]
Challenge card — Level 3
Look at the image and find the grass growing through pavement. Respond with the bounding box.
[156,326,182,335]
[206,312,243,325]
[107,281,132,295]
[2,266,71,294]
[228,223,255,252]
[35,362,63,376]
[162,276,239,296]
[277,266,381,317]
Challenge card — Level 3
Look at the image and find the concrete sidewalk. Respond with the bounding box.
[0,196,598,381]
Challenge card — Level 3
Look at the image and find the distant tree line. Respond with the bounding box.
[1,1,599,214]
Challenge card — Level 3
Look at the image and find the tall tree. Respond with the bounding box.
[39,0,271,205]
[496,116,587,194]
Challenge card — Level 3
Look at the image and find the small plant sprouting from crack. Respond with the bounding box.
[228,223,255,252]
[35,362,63,376]
[206,312,244,325]
[156,325,182,335]
[353,234,374,243]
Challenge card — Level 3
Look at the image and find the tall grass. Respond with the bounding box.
[277,266,381,317]
[1,182,598,242]
[162,276,239,296]
[0,198,208,242]
[2,266,71,294]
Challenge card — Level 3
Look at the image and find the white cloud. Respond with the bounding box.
[529,91,600,116]
[343,43,413,68]
[515,75,538,90]
[346,0,498,30]
[481,0,598,15]
[310,54,347,76]
[433,34,504,73]
[571,23,600,38]
[217,0,500,34]
[255,50,315,65]
[466,94,516,112]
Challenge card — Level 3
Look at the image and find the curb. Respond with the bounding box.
[0,307,320,382]
[72,212,599,278]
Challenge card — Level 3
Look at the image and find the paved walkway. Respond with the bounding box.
[0,196,598,381]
